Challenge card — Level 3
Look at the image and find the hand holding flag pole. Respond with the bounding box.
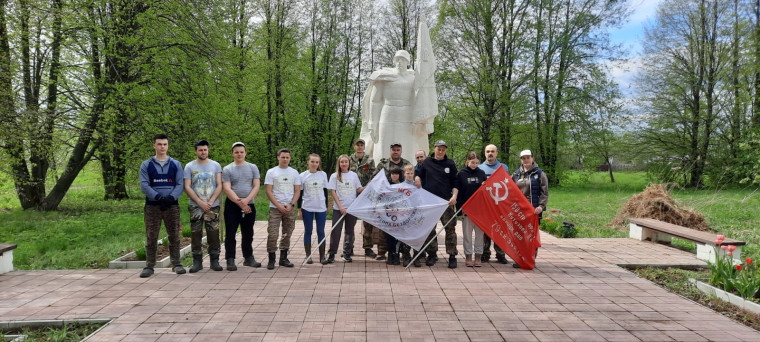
[403,207,461,270]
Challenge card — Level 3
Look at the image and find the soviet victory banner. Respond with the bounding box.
[461,166,541,269]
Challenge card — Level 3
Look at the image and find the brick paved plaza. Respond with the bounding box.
[1,221,758,341]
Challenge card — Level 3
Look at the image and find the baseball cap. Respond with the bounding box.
[231,141,246,149]
[354,138,365,145]
[390,142,402,148]
[434,140,447,147]
[520,149,532,157]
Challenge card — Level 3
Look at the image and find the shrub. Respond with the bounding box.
[181,225,191,238]
[540,218,559,234]
[135,247,146,261]
[559,222,577,238]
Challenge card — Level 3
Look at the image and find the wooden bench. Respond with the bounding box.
[0,243,18,274]
[629,218,745,264]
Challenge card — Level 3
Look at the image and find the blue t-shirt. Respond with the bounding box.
[184,160,223,207]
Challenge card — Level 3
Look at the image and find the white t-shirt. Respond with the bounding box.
[265,166,302,208]
[327,171,361,210]
[299,170,328,212]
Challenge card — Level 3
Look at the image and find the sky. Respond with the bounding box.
[607,0,663,97]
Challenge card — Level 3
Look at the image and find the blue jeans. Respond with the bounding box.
[302,209,326,244]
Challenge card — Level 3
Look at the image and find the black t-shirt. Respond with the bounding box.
[418,155,457,200]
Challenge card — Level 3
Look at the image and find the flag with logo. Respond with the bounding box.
[461,166,541,269]
[347,172,449,251]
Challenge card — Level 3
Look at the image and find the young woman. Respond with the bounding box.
[298,154,328,264]
[455,151,487,267]
[325,155,364,263]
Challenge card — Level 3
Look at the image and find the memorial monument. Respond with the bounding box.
[359,21,438,163]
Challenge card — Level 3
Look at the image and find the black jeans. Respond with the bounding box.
[224,198,256,260]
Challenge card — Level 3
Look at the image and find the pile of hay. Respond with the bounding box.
[610,183,710,231]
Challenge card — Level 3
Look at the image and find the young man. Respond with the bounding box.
[415,140,459,268]
[184,140,224,272]
[265,148,301,270]
[350,139,380,260]
[478,144,510,264]
[138,133,185,278]
[222,142,262,271]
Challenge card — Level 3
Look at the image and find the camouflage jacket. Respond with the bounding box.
[349,153,375,186]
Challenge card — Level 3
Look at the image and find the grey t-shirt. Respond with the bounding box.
[222,162,261,204]
[184,159,223,207]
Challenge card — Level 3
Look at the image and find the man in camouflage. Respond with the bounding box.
[349,139,382,259]
[374,143,413,263]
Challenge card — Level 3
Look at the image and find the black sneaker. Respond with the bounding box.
[375,254,386,261]
[447,255,457,269]
[173,265,186,274]
[139,267,154,278]
[425,254,436,266]
[496,254,510,264]
[413,256,422,267]
[481,254,490,262]
[341,252,352,262]
[326,253,335,264]
[365,248,377,258]
[402,253,412,267]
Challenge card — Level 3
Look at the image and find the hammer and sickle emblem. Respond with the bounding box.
[486,179,509,205]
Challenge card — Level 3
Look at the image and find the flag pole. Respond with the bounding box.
[405,207,462,270]
[302,213,346,266]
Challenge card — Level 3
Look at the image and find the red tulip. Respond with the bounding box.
[728,245,737,252]
[721,245,728,250]
[728,251,733,256]
[736,265,742,271]
[746,258,753,265]
[716,234,725,240]
[715,239,723,245]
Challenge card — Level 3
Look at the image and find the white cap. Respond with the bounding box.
[231,142,246,149]
[520,149,532,157]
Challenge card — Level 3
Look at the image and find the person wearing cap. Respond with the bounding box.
[512,149,549,219]
[373,142,412,262]
[264,148,302,270]
[478,144,510,264]
[414,139,459,268]
[138,133,185,278]
[349,139,380,259]
[221,141,262,271]
[183,140,224,272]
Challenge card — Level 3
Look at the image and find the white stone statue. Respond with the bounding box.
[360,21,438,163]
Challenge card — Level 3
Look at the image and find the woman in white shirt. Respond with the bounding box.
[325,154,364,263]
[298,154,329,264]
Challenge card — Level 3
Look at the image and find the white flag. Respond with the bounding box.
[346,172,449,251]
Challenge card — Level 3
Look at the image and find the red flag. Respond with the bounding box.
[461,166,541,270]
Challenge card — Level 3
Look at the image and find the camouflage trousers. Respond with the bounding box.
[267,207,296,253]
[423,205,458,256]
[482,236,506,258]
[144,204,181,268]
[362,221,387,254]
[188,205,221,257]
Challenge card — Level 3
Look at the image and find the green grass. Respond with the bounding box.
[0,163,270,269]
[1,322,105,341]
[2,167,760,269]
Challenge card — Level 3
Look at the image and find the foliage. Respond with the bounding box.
[135,247,146,261]
[181,225,191,238]
[558,222,577,238]
[709,234,760,300]
[539,218,560,235]
[1,322,104,342]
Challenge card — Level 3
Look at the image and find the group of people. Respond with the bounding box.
[138,133,548,278]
